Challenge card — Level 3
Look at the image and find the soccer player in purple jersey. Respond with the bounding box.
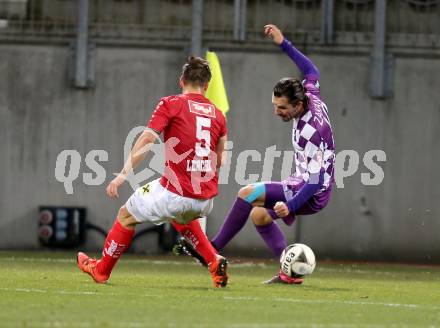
[178,24,335,284]
[212,24,335,284]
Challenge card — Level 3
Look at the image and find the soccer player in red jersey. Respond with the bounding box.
[77,56,229,288]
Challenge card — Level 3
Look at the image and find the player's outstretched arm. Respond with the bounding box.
[106,130,158,199]
[264,24,319,79]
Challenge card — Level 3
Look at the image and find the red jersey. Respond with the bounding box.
[147,93,227,199]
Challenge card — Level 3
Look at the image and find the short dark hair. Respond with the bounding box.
[273,78,308,108]
[181,56,212,87]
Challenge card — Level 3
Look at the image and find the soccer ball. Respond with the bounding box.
[280,243,316,278]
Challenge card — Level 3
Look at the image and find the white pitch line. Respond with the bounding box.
[0,287,111,296]
[224,296,440,311]
[0,257,75,263]
[223,296,259,301]
[8,322,94,328]
[1,257,440,276]
[1,287,436,312]
[0,287,46,293]
[316,267,440,277]
[6,323,299,328]
[4,323,405,328]
[227,324,393,328]
[273,297,422,309]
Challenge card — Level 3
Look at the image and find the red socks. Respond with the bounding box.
[96,218,216,277]
[171,219,217,265]
[96,220,135,276]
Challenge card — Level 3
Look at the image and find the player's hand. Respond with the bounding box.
[264,24,284,45]
[106,175,125,199]
[274,201,289,218]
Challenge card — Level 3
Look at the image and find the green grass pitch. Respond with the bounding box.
[0,251,439,327]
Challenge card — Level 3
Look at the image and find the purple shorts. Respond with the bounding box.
[263,179,332,226]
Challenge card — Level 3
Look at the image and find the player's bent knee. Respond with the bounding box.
[117,206,139,228]
[117,215,138,228]
[238,183,266,205]
[117,206,130,219]
[250,207,272,226]
[237,185,253,199]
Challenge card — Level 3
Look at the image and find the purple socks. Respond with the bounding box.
[211,197,253,251]
[211,197,287,258]
[255,222,287,258]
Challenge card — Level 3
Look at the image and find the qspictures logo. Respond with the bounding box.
[54,127,386,195]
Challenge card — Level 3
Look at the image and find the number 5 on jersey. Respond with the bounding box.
[195,116,211,157]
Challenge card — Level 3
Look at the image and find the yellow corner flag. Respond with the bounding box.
[205,51,229,116]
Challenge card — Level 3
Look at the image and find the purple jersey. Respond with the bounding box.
[209,38,336,257]
[290,77,335,192]
[278,38,335,214]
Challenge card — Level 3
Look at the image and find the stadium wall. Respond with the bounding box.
[0,43,439,262]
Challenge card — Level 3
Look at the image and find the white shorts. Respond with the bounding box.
[125,179,214,225]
